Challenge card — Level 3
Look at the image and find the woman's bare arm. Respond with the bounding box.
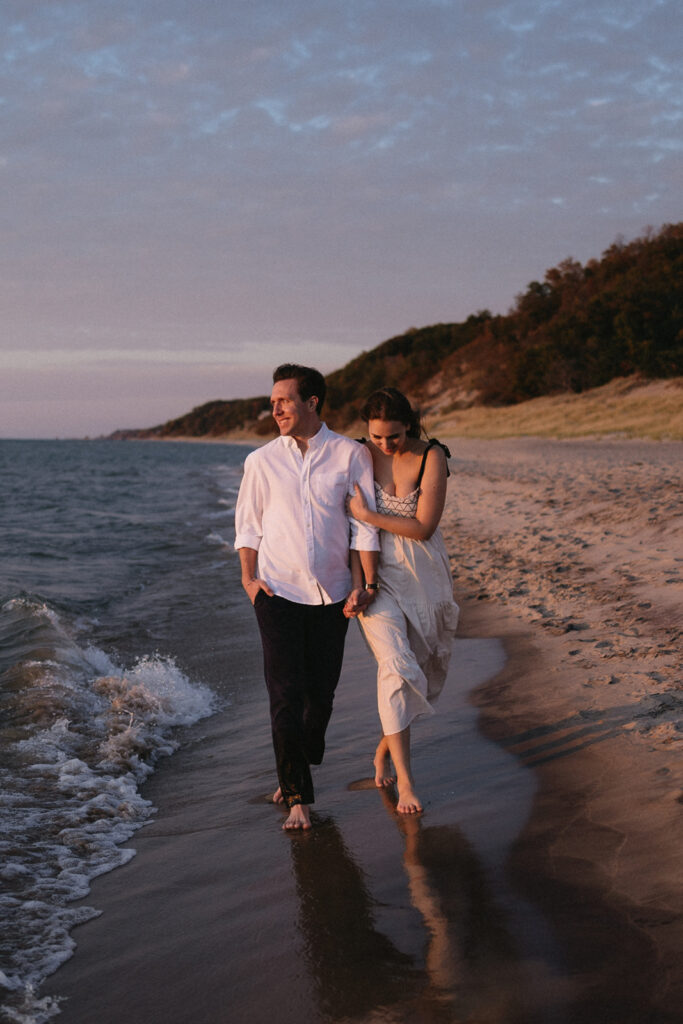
[348,446,448,541]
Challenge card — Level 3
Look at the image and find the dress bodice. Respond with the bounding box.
[361,437,451,523]
[374,482,419,519]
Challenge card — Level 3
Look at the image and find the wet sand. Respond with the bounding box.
[48,437,682,1023]
[48,625,556,1024]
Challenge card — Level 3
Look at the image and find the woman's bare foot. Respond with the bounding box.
[283,804,312,830]
[374,757,396,788]
[383,727,420,810]
[373,737,396,788]
[272,786,285,804]
[396,782,422,814]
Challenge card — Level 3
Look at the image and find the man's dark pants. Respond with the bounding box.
[254,592,349,807]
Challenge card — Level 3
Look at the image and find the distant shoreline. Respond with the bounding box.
[105,375,683,444]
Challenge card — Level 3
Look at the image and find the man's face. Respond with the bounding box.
[270,378,317,438]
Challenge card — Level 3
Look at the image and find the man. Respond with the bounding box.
[235,364,380,831]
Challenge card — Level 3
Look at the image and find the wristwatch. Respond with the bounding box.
[364,582,380,591]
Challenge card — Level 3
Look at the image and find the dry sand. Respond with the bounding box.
[46,436,682,1023]
[440,437,683,1021]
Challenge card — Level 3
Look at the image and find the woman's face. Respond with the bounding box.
[367,419,408,455]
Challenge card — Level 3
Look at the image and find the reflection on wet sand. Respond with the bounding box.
[290,793,536,1023]
[290,815,419,1021]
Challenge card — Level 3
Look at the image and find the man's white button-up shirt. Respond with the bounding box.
[234,423,379,605]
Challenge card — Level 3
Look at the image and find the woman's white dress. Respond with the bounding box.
[358,481,459,736]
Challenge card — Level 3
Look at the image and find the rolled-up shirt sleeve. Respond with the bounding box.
[234,453,263,551]
[349,444,380,551]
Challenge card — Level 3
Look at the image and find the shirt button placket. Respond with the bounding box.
[302,461,315,579]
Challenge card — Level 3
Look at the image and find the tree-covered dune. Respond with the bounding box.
[111,222,682,440]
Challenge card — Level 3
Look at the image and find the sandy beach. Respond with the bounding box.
[45,437,682,1023]
[442,437,683,1021]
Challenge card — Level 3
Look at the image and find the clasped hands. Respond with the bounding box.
[343,586,375,619]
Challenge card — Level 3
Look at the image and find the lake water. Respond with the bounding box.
[0,439,256,1022]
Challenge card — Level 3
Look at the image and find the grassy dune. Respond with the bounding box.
[427,376,683,441]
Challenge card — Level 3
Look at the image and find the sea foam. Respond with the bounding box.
[0,597,215,1023]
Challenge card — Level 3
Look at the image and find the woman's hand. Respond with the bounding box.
[346,483,370,522]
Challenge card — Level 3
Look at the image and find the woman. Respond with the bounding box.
[347,387,459,813]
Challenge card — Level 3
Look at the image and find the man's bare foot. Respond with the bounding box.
[396,783,422,814]
[283,804,312,830]
[272,786,285,804]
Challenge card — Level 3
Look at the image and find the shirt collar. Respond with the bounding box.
[306,422,329,450]
[281,421,328,452]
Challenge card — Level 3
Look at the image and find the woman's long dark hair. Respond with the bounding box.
[360,387,422,439]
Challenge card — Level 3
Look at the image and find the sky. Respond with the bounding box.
[1,0,681,438]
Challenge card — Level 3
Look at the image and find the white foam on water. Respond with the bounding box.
[206,507,235,520]
[204,530,230,547]
[0,598,216,1024]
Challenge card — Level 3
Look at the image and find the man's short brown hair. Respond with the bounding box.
[272,364,327,413]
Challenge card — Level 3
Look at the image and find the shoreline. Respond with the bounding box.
[47,629,545,1024]
[463,604,682,1021]
[104,430,680,446]
[101,374,683,445]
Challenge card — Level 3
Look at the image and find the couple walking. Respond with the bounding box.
[234,364,459,830]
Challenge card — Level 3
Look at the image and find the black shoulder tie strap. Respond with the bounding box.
[416,438,451,486]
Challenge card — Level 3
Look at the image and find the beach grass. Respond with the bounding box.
[427,376,683,441]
